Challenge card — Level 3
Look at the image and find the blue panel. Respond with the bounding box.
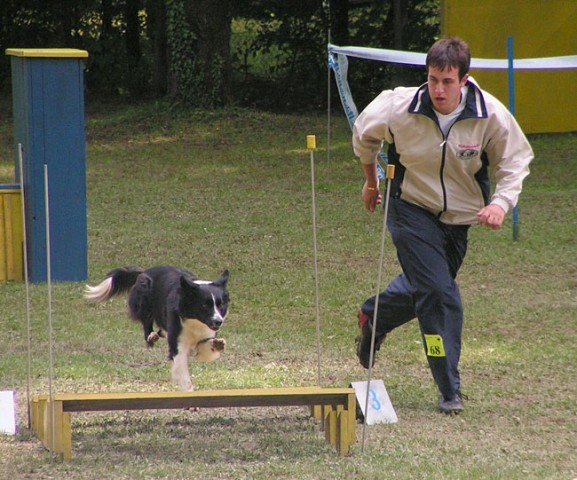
[10,54,87,283]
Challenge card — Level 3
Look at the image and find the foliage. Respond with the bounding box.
[80,5,147,97]
[0,0,149,97]
[345,0,440,109]
[227,0,440,111]
[0,0,441,110]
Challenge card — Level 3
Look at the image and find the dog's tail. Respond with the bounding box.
[84,266,144,303]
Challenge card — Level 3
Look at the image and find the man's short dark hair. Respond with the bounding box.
[426,37,471,80]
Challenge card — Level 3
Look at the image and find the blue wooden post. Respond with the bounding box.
[7,48,89,283]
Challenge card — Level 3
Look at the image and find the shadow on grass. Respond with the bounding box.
[72,407,334,463]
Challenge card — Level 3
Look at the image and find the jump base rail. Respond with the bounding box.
[31,386,357,460]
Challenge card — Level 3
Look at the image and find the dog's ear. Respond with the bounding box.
[180,276,201,294]
[213,269,229,287]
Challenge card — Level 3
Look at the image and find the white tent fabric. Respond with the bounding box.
[328,44,577,70]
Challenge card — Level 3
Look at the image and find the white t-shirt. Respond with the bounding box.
[434,86,468,137]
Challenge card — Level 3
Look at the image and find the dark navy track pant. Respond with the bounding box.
[360,198,470,400]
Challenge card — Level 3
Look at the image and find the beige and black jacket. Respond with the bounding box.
[353,78,533,225]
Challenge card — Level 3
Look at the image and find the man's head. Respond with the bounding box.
[426,37,471,115]
[426,37,471,80]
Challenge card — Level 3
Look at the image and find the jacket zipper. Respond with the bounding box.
[438,119,462,215]
[439,137,448,214]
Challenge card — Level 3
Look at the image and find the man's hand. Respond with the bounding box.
[477,204,505,229]
[362,182,382,212]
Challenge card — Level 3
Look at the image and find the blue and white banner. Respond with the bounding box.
[328,50,387,179]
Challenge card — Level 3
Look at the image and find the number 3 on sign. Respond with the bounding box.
[368,388,382,411]
[425,334,446,357]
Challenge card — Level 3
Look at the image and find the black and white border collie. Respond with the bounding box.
[84,265,230,391]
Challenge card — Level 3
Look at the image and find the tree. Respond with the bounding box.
[330,0,350,45]
[186,0,233,105]
[146,0,168,96]
[165,0,233,107]
[0,0,440,109]
[124,0,145,95]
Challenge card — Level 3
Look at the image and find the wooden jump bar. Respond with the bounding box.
[31,386,357,460]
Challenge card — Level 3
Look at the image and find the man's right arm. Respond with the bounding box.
[353,90,394,212]
[361,162,382,212]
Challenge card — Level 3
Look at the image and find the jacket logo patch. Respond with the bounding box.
[456,148,479,160]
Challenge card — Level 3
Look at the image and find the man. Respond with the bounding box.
[352,37,533,414]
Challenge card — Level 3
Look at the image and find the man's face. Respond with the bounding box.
[427,66,469,115]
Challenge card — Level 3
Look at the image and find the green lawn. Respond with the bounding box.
[0,100,576,479]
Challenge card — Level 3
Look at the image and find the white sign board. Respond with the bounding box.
[351,379,398,425]
[0,390,16,435]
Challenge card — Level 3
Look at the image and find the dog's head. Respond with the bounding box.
[178,270,230,331]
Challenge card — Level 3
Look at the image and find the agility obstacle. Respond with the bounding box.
[31,387,357,460]
[17,127,360,461]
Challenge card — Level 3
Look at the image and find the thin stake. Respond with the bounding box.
[326,58,331,179]
[44,164,55,461]
[361,164,395,453]
[308,135,323,387]
[18,144,33,429]
[325,1,331,179]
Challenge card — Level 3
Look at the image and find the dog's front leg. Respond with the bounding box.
[166,315,193,390]
[195,338,226,362]
[171,347,193,391]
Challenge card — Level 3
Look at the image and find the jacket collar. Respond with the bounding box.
[408,77,488,121]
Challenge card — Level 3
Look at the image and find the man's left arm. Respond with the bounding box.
[479,114,534,229]
[477,203,506,229]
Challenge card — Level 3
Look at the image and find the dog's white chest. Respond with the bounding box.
[179,318,214,349]
[171,317,222,390]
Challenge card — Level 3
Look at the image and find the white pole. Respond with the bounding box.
[307,135,323,387]
[361,164,395,453]
[44,163,55,461]
[17,144,33,429]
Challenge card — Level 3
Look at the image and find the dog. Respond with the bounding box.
[84,265,230,390]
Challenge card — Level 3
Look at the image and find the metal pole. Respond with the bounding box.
[308,135,323,387]
[18,144,33,430]
[361,164,395,452]
[44,164,55,461]
[324,0,331,178]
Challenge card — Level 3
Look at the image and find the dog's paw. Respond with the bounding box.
[211,338,226,352]
[147,331,160,344]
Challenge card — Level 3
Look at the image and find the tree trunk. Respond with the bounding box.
[390,0,411,85]
[184,0,233,106]
[146,0,168,96]
[125,0,144,95]
[392,0,408,50]
[101,0,113,41]
[331,0,350,45]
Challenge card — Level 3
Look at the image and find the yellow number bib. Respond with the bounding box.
[424,334,446,357]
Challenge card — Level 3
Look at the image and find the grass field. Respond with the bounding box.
[0,99,576,479]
